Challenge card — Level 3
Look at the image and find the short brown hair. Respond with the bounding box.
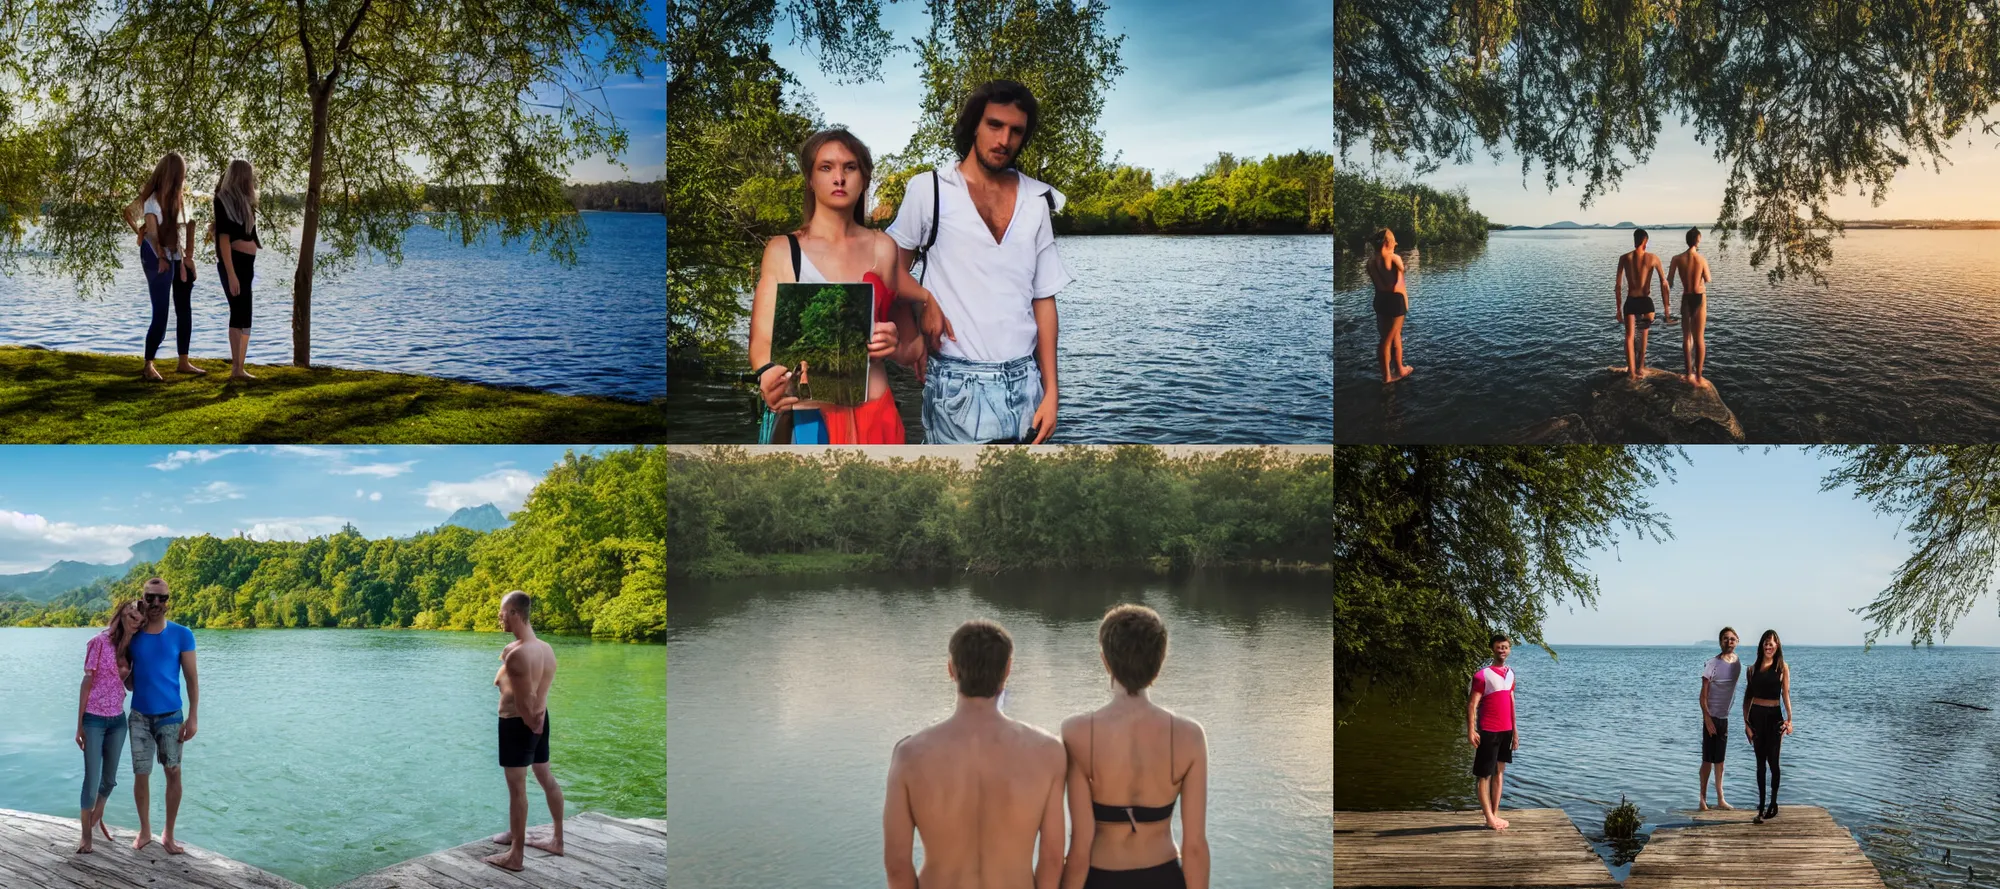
[1099,604,1168,694]
[949,619,1012,698]
[502,590,532,619]
[798,128,874,227]
[1687,227,1702,246]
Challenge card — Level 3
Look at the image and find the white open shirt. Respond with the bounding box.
[886,164,1074,363]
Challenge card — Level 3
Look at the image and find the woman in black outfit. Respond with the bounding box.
[212,159,260,381]
[1742,629,1794,823]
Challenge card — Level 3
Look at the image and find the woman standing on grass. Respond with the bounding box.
[122,152,203,381]
[1743,629,1794,824]
[75,601,142,854]
[212,159,260,381]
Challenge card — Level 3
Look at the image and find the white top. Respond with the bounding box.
[886,164,1073,362]
[1702,654,1741,718]
[143,194,186,260]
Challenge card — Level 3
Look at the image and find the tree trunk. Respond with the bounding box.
[293,81,333,367]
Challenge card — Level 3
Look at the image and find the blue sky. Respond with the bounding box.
[566,0,667,182]
[771,0,1332,181]
[1547,447,2000,647]
[0,446,609,574]
[1354,118,2000,226]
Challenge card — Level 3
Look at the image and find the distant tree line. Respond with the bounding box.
[566,180,666,214]
[1334,166,1490,254]
[1,448,664,642]
[669,445,1333,577]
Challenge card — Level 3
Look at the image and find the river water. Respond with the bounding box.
[667,234,1335,443]
[1335,229,2000,442]
[0,212,666,402]
[667,569,1333,887]
[0,627,665,888]
[1336,644,2000,887]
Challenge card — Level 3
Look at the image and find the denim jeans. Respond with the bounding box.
[80,712,127,811]
[129,709,184,775]
[922,354,1043,444]
[140,241,191,360]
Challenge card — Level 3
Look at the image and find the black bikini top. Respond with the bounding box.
[1088,711,1179,831]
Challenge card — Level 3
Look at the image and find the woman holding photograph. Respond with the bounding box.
[1060,605,1209,889]
[122,152,203,381]
[748,128,953,444]
[75,601,142,853]
[212,158,261,381]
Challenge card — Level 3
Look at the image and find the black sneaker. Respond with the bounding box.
[1764,805,1779,820]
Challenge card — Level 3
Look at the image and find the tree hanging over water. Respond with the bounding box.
[17,0,664,366]
[1335,445,1680,704]
[1336,0,2000,283]
[1822,445,2000,647]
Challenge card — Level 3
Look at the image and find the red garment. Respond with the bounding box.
[819,272,905,443]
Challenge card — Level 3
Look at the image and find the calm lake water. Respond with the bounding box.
[0,212,666,401]
[1336,645,2000,887]
[1335,229,2000,442]
[667,570,1333,887]
[0,628,664,888]
[667,235,1334,443]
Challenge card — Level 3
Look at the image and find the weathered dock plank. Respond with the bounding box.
[1624,806,1884,889]
[1334,809,1618,888]
[0,807,303,889]
[330,812,666,889]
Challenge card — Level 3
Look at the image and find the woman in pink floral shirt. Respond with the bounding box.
[75,601,141,854]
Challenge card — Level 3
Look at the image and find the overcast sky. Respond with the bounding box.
[0,446,616,574]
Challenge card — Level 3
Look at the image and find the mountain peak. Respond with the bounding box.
[441,504,509,533]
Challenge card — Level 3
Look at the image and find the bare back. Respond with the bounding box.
[496,638,556,718]
[889,715,1065,889]
[1062,705,1202,871]
[1671,250,1711,296]
[1618,249,1663,297]
[1366,249,1406,294]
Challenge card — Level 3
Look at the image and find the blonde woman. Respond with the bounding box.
[121,153,203,381]
[212,159,260,380]
[75,601,142,854]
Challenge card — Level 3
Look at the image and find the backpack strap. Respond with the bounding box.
[1044,189,1056,215]
[786,233,801,281]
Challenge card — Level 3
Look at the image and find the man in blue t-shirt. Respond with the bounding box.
[128,576,199,854]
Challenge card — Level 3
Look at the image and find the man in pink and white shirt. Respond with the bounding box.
[1466,633,1518,830]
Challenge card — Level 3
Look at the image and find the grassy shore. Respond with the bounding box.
[0,346,665,443]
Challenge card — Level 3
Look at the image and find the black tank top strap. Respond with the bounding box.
[786,233,801,280]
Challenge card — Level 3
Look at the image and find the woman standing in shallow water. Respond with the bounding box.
[212,159,260,381]
[75,601,141,853]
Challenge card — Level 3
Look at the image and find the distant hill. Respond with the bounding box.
[0,536,175,601]
[440,504,509,533]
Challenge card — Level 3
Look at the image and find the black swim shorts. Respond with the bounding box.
[1373,290,1406,319]
[1472,729,1514,778]
[1702,716,1729,764]
[498,711,552,768]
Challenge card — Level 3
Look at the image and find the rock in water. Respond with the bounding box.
[1526,367,1746,443]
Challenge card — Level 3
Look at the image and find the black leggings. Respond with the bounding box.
[219,250,254,330]
[1749,703,1784,808]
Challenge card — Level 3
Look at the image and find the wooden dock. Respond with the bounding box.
[1334,808,1618,888]
[0,807,303,889]
[1624,806,1885,889]
[332,812,667,889]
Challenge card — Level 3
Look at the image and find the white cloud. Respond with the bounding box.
[238,516,355,542]
[150,448,244,471]
[188,481,245,504]
[0,510,178,573]
[422,469,540,513]
[369,492,383,502]
[333,461,417,478]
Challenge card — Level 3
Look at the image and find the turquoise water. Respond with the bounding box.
[0,627,664,888]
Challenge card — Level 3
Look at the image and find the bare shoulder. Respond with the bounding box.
[1172,712,1208,751]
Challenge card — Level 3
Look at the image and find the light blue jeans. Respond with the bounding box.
[922,354,1043,444]
[80,712,127,811]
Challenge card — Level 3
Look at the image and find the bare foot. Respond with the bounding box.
[76,840,93,854]
[1494,815,1510,830]
[163,837,185,855]
[1386,366,1414,383]
[1717,800,1734,810]
[132,832,152,851]
[141,366,165,382]
[229,370,257,382]
[482,851,525,872]
[1698,801,1709,811]
[490,829,563,855]
[177,360,208,375]
[1483,814,1503,830]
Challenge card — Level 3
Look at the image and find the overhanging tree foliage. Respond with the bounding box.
[1336,1,2000,283]
[26,0,664,365]
[1821,445,2000,647]
[1335,445,1680,704]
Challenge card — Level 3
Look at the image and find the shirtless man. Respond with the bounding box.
[1366,228,1413,384]
[1614,229,1670,380]
[484,590,565,873]
[1668,227,1714,387]
[883,620,1066,889]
